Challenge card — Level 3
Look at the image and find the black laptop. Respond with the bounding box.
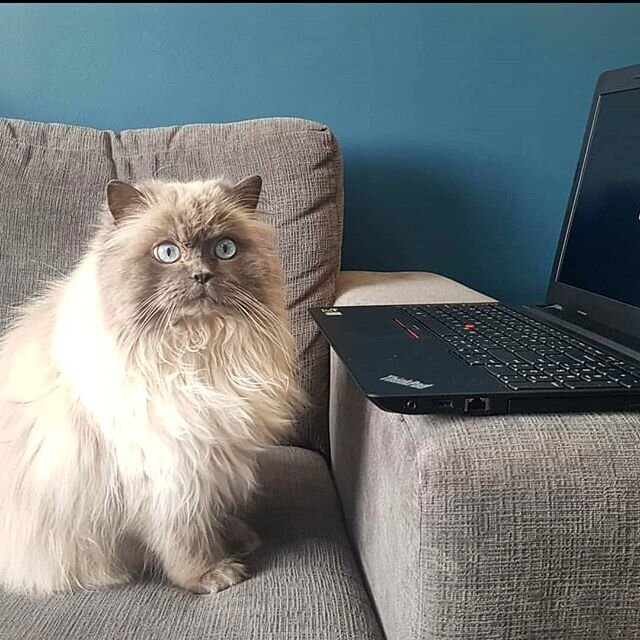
[311,64,640,416]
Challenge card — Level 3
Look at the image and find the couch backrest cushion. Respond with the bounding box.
[0,117,343,453]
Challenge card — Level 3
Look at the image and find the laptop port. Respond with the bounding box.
[464,397,490,414]
[405,400,418,411]
[434,399,453,409]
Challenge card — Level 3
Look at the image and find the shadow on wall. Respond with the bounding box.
[341,148,553,303]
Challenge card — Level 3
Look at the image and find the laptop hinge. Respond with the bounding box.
[536,303,563,311]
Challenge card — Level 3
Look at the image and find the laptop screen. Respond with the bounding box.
[556,87,640,308]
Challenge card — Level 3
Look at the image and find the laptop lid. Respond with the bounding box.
[546,65,640,341]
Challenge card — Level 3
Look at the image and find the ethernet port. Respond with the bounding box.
[464,397,490,415]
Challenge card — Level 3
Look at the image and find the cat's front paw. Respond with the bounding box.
[187,558,248,595]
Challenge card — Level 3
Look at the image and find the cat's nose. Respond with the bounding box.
[192,271,213,285]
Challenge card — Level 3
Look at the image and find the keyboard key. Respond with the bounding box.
[546,354,578,366]
[619,364,640,376]
[535,346,561,355]
[601,368,625,379]
[485,364,513,376]
[498,375,528,384]
[487,349,525,365]
[413,314,455,338]
[543,366,568,375]
[553,374,581,383]
[615,376,640,388]
[563,379,621,389]
[546,343,568,351]
[469,339,498,349]
[507,380,563,390]
[484,368,525,382]
[571,365,596,374]
[515,350,548,365]
[564,348,597,363]
[498,342,523,351]
[460,354,497,366]
[509,362,540,371]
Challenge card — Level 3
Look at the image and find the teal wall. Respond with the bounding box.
[1,3,639,301]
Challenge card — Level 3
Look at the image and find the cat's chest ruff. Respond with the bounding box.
[104,364,249,484]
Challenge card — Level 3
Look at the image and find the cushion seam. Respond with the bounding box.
[0,126,334,155]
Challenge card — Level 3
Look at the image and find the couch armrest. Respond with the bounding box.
[330,271,640,640]
[334,270,494,306]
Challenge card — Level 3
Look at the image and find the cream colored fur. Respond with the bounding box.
[0,177,303,594]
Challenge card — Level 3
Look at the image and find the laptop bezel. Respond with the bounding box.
[546,64,640,341]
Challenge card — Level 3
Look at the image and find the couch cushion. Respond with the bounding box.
[0,447,381,640]
[0,117,343,452]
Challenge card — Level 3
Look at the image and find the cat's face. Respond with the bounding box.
[96,176,284,335]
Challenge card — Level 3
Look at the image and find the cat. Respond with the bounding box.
[0,175,304,595]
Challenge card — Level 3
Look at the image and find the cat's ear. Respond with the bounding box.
[106,180,146,223]
[231,175,262,212]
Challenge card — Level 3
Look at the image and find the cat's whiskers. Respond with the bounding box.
[151,160,181,180]
[125,290,165,331]
[121,293,179,367]
[226,287,295,368]
[226,287,275,323]
[227,285,286,328]
[156,300,181,366]
[120,290,168,356]
[227,297,282,346]
[224,296,295,382]
[127,299,161,341]
[32,259,69,280]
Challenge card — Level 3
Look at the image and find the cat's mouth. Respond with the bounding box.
[179,287,222,315]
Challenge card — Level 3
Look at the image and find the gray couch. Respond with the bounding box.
[1,117,639,640]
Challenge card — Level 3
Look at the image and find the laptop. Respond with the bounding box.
[311,64,640,416]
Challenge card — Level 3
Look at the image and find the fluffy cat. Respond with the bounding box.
[0,175,304,595]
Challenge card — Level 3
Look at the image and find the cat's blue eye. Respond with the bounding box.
[153,242,181,264]
[213,238,238,260]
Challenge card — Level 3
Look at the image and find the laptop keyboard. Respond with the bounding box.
[402,303,640,391]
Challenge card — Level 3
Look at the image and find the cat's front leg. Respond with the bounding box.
[146,519,247,594]
[224,515,261,557]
